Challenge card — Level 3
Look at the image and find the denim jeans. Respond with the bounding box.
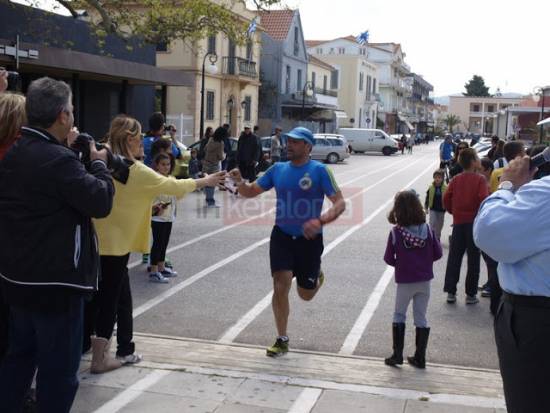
[0,297,84,413]
[204,186,215,205]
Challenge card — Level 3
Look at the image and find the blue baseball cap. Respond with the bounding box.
[284,127,314,146]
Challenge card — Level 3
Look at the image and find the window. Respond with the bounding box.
[358,108,362,126]
[330,70,338,89]
[207,35,216,54]
[375,131,385,139]
[311,72,316,89]
[487,104,495,112]
[338,47,345,54]
[297,69,302,91]
[244,95,251,121]
[501,104,509,110]
[294,27,299,56]
[314,138,329,146]
[328,138,344,146]
[372,78,377,94]
[323,75,328,93]
[366,75,371,100]
[285,65,291,94]
[206,91,215,120]
[329,47,335,54]
[472,104,481,112]
[359,48,366,55]
[156,41,168,52]
[316,48,323,54]
[359,72,364,91]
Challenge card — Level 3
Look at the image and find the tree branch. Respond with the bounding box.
[55,0,79,18]
[83,0,117,33]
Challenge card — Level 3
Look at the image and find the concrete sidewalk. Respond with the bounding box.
[74,333,506,413]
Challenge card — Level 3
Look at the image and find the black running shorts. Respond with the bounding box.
[269,225,324,290]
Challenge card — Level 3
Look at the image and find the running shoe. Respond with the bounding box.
[481,287,491,297]
[466,295,479,305]
[149,272,169,284]
[266,338,289,357]
[446,293,456,303]
[116,353,143,364]
[161,268,178,278]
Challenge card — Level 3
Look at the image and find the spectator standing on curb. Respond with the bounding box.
[202,126,226,208]
[443,148,488,304]
[384,190,442,369]
[0,77,114,413]
[271,126,283,163]
[143,112,181,167]
[424,169,447,240]
[230,127,345,357]
[474,155,550,413]
[237,126,260,182]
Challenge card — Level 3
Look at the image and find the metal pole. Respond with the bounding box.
[540,88,546,143]
[199,54,207,141]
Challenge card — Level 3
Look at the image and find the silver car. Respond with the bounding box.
[311,134,350,164]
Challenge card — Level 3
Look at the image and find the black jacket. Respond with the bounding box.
[237,132,260,164]
[0,127,114,311]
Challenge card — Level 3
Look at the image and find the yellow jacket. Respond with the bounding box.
[94,161,196,256]
[489,168,504,193]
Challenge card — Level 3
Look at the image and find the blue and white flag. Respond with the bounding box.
[356,30,369,45]
[247,18,257,37]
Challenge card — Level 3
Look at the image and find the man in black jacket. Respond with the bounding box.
[0,77,114,413]
[237,126,260,181]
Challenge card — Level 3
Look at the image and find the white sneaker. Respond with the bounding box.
[465,295,479,305]
[149,272,169,283]
[446,293,456,303]
[116,353,143,364]
[161,268,178,278]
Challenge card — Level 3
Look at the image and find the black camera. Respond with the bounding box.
[71,133,132,184]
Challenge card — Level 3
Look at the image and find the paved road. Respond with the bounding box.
[126,141,498,370]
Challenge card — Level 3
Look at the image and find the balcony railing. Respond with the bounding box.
[314,87,337,97]
[222,57,257,79]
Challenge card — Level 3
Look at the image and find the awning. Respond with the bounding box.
[334,110,348,119]
[397,114,414,130]
[538,117,550,127]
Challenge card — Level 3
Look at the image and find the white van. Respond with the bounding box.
[338,128,399,156]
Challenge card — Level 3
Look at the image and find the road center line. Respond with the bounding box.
[288,388,323,413]
[127,155,414,269]
[92,369,170,413]
[133,156,427,320]
[218,159,435,343]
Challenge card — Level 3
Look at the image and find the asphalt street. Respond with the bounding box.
[126,141,498,370]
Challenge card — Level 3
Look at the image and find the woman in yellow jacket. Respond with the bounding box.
[88,115,224,373]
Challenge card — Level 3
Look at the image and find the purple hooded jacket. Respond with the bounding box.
[383,224,443,284]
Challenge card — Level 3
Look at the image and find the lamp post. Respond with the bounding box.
[301,80,314,120]
[199,52,218,140]
[533,86,550,143]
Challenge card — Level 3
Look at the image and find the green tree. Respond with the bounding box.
[464,75,491,97]
[28,0,282,46]
[443,114,461,133]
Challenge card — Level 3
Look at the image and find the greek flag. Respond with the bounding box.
[247,18,257,36]
[356,30,369,45]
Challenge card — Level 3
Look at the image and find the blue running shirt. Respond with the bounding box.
[256,160,340,237]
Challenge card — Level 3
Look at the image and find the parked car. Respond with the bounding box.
[338,128,399,156]
[311,134,350,163]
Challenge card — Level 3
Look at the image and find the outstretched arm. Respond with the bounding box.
[229,168,265,198]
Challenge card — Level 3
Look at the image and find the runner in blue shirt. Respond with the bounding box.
[230,127,346,357]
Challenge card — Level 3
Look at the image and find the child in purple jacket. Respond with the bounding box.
[383,190,443,369]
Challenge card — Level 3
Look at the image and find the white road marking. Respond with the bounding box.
[92,369,170,413]
[127,155,413,269]
[288,388,323,413]
[339,161,439,355]
[339,266,394,355]
[218,159,435,343]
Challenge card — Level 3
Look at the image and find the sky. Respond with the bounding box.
[13,0,550,97]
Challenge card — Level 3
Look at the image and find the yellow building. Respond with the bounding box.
[157,1,261,142]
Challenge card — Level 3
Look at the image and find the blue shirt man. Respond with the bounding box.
[439,136,454,162]
[229,126,345,358]
[473,155,550,413]
[143,135,181,167]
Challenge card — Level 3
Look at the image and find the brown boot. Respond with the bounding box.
[90,336,122,374]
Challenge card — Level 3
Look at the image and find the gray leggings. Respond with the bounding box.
[393,281,430,328]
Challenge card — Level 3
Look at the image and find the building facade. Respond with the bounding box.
[306,55,341,132]
[448,96,523,135]
[257,9,311,135]
[306,36,378,130]
[157,1,261,142]
[409,73,434,133]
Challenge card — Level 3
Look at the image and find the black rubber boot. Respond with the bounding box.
[408,327,430,369]
[384,323,405,366]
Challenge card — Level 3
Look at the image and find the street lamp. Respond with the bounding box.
[532,86,550,143]
[301,80,314,120]
[199,52,218,140]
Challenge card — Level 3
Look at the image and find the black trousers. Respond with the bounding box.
[482,252,502,315]
[444,223,480,296]
[84,254,135,357]
[239,162,256,182]
[495,293,550,413]
[150,221,173,265]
